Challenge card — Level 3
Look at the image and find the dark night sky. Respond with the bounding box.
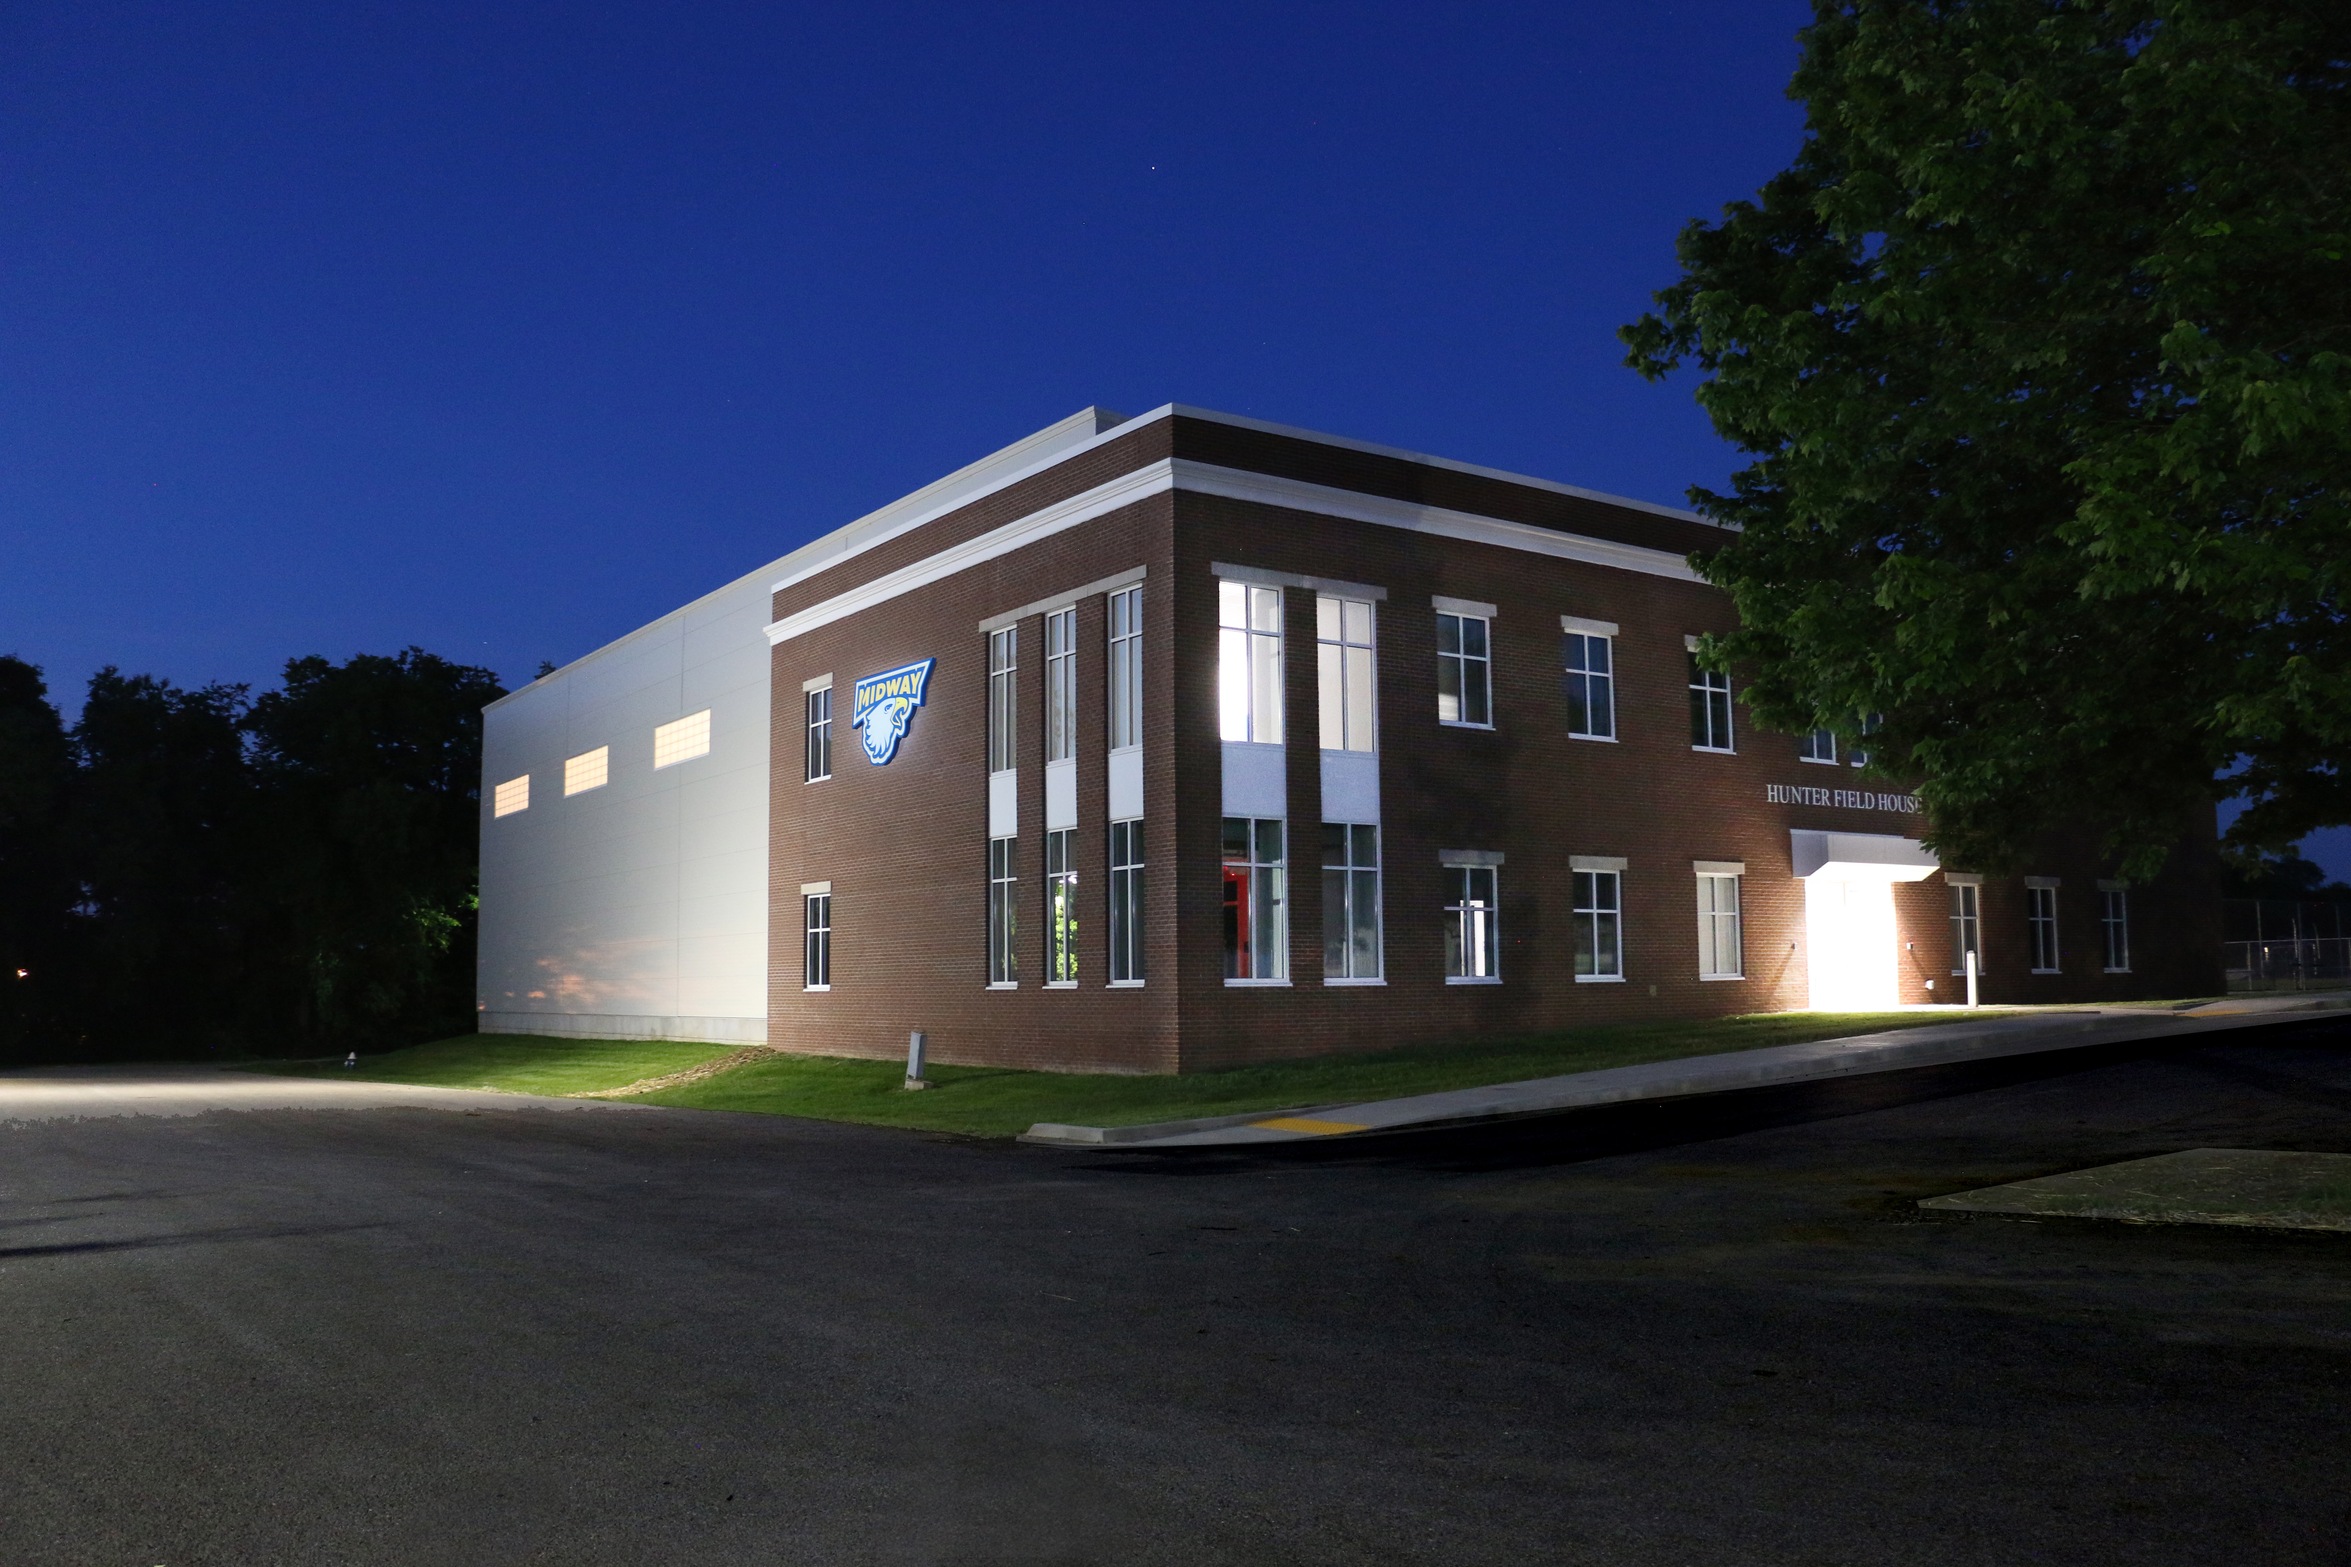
[3,1,2339,874]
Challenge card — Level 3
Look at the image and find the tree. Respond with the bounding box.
[1623,0,2349,877]
[0,658,75,1060]
[242,648,504,1047]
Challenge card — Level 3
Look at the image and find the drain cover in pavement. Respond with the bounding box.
[1921,1148,2351,1232]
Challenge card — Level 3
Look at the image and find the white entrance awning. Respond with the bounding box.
[1791,829,1939,882]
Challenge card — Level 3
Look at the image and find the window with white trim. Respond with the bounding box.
[2101,887,2130,973]
[1044,608,1076,764]
[1045,828,1078,984]
[1322,823,1381,980]
[1107,585,1142,752]
[1221,817,1287,980]
[1443,865,1499,981]
[1851,712,1881,768]
[1688,652,1733,752]
[2028,884,2061,973]
[1801,728,1838,764]
[493,775,530,818]
[1696,873,1743,979]
[654,709,711,770]
[1316,596,1377,753]
[1108,818,1145,984]
[1574,870,1624,979]
[987,628,1018,773]
[805,687,832,782]
[1951,883,1982,975]
[803,893,831,990]
[1563,632,1614,740]
[1218,582,1283,743]
[563,746,608,796]
[1437,612,1492,726]
[988,837,1018,985]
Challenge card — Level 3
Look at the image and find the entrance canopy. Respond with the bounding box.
[1791,829,1939,883]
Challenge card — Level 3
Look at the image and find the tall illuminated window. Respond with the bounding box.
[1044,608,1076,764]
[1322,823,1381,979]
[1574,870,1622,979]
[493,775,530,818]
[1107,585,1143,751]
[1688,651,1734,752]
[1218,582,1283,744]
[1220,817,1287,980]
[987,628,1018,773]
[1316,596,1376,753]
[805,686,832,782]
[1696,872,1742,979]
[563,746,608,796]
[1108,818,1144,984]
[988,837,1018,985]
[1045,828,1078,984]
[1445,865,1500,981]
[653,709,711,770]
[1950,883,1981,975]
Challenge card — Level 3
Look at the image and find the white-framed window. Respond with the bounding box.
[1563,632,1614,741]
[1109,818,1145,984]
[492,774,530,818]
[988,837,1018,985]
[653,709,711,770]
[1574,869,1624,980]
[1322,823,1381,980]
[563,746,609,796]
[1436,611,1492,727]
[987,628,1018,774]
[2101,885,2131,973]
[803,892,831,991]
[1044,607,1077,764]
[805,685,832,782]
[1951,882,1982,975]
[1220,817,1288,981]
[1688,648,1734,752]
[1443,864,1500,982]
[2027,882,2061,973]
[1218,581,1284,744]
[1696,873,1743,979]
[1045,828,1078,984]
[1108,585,1143,752]
[1801,728,1838,764]
[1852,712,1880,768]
[1316,596,1377,753]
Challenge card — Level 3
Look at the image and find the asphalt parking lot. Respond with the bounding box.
[3,1021,2348,1566]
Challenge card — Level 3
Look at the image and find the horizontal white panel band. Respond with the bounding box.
[1560,615,1619,637]
[1432,595,1498,619]
[1570,854,1629,872]
[1683,633,1702,651]
[1440,848,1505,867]
[768,457,1701,647]
[799,881,832,896]
[1944,872,1983,886]
[2025,876,2062,889]
[980,565,1149,633]
[2096,878,2127,891]
[1211,562,1388,601]
[1692,860,1746,876]
[802,673,833,693]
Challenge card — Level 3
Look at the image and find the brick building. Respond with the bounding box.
[478,405,2221,1071]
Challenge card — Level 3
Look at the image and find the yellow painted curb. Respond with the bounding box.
[1250,1116,1371,1136]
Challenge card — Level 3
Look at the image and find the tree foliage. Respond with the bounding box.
[1624,0,2349,876]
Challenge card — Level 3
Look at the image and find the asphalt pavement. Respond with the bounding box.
[3,1021,2348,1566]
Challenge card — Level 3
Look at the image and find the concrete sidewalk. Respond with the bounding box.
[1021,993,2351,1151]
[0,1063,648,1124]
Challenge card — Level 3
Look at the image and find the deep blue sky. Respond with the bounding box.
[4,1,2341,875]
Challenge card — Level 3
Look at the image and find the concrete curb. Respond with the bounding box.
[1020,994,2351,1151]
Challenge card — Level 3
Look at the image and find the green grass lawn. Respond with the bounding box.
[260,1035,741,1097]
[635,1009,2020,1139]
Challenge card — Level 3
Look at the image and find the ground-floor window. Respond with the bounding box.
[988,836,1018,985]
[1444,865,1500,982]
[1221,817,1287,980]
[1574,870,1622,980]
[2028,883,2061,973]
[2101,886,2130,973]
[1109,818,1144,984]
[1696,872,1742,979]
[803,892,831,990]
[1322,823,1381,979]
[1950,883,1981,976]
[1045,828,1078,984]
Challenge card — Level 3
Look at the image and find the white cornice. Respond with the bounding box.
[765,460,1702,647]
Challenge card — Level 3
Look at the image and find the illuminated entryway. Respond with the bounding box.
[1794,830,1939,1011]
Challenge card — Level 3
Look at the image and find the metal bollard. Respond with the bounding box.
[904,1029,928,1090]
[1965,948,1980,1009]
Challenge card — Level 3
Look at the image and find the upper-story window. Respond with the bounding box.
[563,746,609,796]
[653,710,711,770]
[1561,622,1615,741]
[1436,610,1492,727]
[1107,585,1142,751]
[987,627,1018,773]
[1218,581,1284,744]
[805,685,832,782]
[1316,595,1377,753]
[1852,712,1880,768]
[1801,728,1838,764]
[1044,608,1077,763]
[493,775,530,818]
[1687,646,1734,753]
